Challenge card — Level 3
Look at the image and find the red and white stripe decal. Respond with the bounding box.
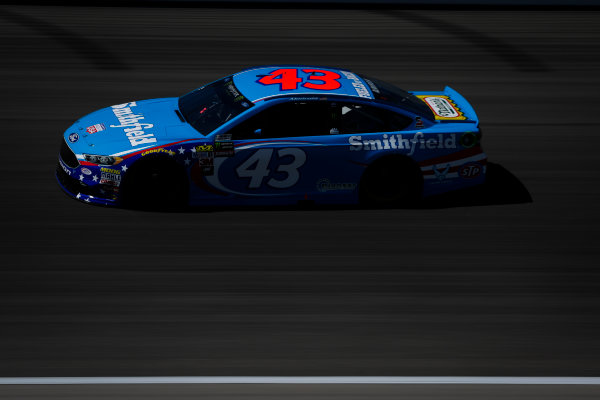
[418,146,484,168]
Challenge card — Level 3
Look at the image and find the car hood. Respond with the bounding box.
[65,97,197,157]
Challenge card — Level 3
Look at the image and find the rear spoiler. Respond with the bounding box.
[413,86,479,125]
[443,86,478,123]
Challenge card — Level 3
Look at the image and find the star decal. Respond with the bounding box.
[79,174,84,181]
[178,147,185,154]
[190,147,196,153]
[92,175,98,182]
[76,193,81,199]
[184,158,191,166]
[168,150,175,156]
[121,165,128,172]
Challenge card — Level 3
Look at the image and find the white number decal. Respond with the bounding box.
[267,148,306,188]
[236,149,272,189]
[235,148,306,189]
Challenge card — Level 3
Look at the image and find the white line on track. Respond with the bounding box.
[1,377,600,385]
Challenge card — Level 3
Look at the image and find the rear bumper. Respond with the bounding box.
[420,146,487,197]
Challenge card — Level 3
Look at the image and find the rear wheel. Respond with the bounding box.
[359,156,423,207]
[120,157,188,211]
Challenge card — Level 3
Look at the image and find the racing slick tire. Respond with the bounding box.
[120,156,188,211]
[359,155,423,207]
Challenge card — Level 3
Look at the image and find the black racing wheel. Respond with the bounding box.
[359,156,423,207]
[120,157,188,211]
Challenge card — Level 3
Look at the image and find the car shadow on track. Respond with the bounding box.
[164,162,531,213]
[417,161,532,209]
[124,161,530,213]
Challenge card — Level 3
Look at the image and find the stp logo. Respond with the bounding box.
[459,162,483,179]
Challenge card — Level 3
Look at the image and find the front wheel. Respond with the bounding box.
[359,156,423,207]
[120,158,188,211]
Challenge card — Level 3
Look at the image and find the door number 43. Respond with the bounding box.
[236,148,306,189]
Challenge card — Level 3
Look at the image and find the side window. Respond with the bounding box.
[227,102,339,139]
[227,110,264,140]
[340,103,412,134]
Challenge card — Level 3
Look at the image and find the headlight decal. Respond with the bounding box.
[83,154,123,166]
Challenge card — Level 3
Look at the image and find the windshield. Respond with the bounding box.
[359,75,435,121]
[178,77,253,135]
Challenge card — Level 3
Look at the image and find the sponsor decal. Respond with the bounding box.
[459,162,483,179]
[81,167,92,175]
[110,102,157,147]
[195,144,214,153]
[190,159,215,186]
[215,134,231,141]
[214,134,235,157]
[415,116,424,129]
[363,78,380,94]
[68,133,79,143]
[100,167,121,175]
[289,97,320,101]
[215,142,234,157]
[433,164,451,182]
[340,71,371,98]
[416,95,466,120]
[225,83,246,103]
[59,159,71,176]
[100,167,121,186]
[226,83,241,98]
[349,132,456,156]
[193,148,215,175]
[100,177,120,186]
[316,178,356,193]
[86,123,106,134]
[141,148,175,157]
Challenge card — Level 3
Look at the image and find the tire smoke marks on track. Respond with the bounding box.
[0,8,128,70]
[379,11,548,73]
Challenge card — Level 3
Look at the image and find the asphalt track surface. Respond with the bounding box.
[1,4,600,399]
[2,383,600,400]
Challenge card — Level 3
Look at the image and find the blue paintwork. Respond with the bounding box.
[56,65,487,207]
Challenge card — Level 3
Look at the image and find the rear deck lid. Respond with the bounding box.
[412,86,479,124]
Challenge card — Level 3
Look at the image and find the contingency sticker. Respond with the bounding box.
[193,145,215,176]
[86,123,106,134]
[416,95,466,120]
[214,134,235,157]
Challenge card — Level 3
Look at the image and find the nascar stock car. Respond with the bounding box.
[56,65,486,209]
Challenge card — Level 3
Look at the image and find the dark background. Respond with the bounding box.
[0,4,599,377]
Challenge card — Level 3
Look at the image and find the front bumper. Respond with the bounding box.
[55,162,119,206]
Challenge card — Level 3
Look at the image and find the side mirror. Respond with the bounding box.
[254,128,262,136]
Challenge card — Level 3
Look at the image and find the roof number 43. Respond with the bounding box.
[257,68,341,91]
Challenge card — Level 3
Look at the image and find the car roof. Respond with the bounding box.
[232,65,375,103]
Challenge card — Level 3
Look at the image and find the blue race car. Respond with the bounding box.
[56,65,486,208]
